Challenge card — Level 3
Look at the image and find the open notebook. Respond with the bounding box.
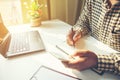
[49,35,118,61]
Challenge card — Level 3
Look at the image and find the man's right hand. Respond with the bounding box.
[66,28,82,46]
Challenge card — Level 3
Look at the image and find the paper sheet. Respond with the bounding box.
[30,66,81,80]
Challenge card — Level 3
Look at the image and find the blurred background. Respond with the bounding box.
[0,0,85,26]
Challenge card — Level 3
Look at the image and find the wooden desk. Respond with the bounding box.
[0,20,120,80]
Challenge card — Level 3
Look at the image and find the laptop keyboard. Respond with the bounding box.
[10,32,30,53]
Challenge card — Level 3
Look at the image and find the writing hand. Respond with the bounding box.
[66,28,81,46]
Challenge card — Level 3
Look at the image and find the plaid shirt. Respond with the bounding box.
[73,0,120,75]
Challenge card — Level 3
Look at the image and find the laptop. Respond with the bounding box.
[0,14,45,58]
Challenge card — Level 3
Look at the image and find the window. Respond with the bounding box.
[0,0,22,26]
[0,0,49,26]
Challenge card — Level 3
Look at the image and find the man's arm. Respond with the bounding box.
[62,50,120,76]
[73,0,91,37]
[92,53,120,75]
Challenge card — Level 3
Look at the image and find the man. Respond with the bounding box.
[63,0,120,75]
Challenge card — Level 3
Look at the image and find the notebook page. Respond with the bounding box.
[56,36,118,55]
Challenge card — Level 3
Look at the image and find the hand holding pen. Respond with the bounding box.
[66,27,82,47]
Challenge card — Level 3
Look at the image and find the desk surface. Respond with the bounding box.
[0,20,120,80]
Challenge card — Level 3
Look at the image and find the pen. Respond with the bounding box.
[56,45,75,59]
[71,27,75,47]
[71,27,82,48]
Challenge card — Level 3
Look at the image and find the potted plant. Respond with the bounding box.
[25,0,43,27]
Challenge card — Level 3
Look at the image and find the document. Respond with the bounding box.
[30,65,81,80]
[50,36,118,61]
[55,36,118,55]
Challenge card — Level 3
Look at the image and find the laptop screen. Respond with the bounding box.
[0,14,9,44]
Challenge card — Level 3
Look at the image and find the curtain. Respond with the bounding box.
[49,0,86,25]
[22,0,86,25]
[75,0,85,24]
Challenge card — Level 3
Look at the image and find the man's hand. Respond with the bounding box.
[62,50,98,71]
[0,38,2,44]
[66,28,81,46]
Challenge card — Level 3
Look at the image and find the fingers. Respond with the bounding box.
[66,38,74,46]
[66,29,81,46]
[62,57,87,70]
[62,50,97,71]
[71,50,90,57]
[73,32,81,42]
[66,30,75,46]
[0,38,2,44]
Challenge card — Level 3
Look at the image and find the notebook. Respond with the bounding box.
[30,65,81,80]
[49,35,118,61]
[0,14,45,58]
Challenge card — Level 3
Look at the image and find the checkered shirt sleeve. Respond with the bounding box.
[72,0,91,36]
[92,53,120,75]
